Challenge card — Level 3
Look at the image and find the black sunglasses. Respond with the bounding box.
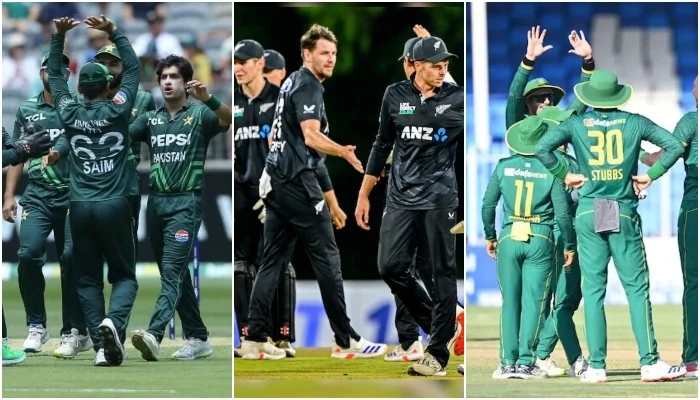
[530,93,554,103]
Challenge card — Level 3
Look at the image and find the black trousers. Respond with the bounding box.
[394,248,433,348]
[247,172,358,348]
[378,206,458,367]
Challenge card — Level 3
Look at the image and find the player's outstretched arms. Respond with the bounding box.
[300,119,363,173]
[551,178,576,267]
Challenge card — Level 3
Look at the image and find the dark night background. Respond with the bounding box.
[234,2,465,280]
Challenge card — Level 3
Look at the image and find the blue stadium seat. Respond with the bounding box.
[488,15,509,32]
[673,2,698,23]
[568,3,594,19]
[646,14,670,28]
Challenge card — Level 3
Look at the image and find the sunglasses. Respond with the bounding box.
[530,93,554,103]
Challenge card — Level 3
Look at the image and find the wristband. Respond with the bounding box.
[638,150,648,162]
[204,95,221,111]
[647,162,668,181]
[582,57,595,72]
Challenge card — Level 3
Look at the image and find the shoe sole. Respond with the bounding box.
[454,310,465,356]
[53,351,77,359]
[407,364,447,377]
[131,332,159,362]
[241,352,286,360]
[384,354,423,362]
[171,348,214,361]
[98,324,124,366]
[641,372,687,382]
[331,352,386,359]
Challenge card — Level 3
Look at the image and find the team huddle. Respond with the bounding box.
[233,24,466,376]
[481,26,698,382]
[2,15,232,367]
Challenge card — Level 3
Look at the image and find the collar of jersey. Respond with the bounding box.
[157,101,193,113]
[236,78,274,101]
[409,71,441,95]
[300,67,325,92]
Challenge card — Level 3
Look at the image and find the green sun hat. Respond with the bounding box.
[573,70,633,109]
[41,52,70,67]
[538,106,574,122]
[506,115,559,156]
[524,77,566,106]
[78,62,113,85]
[95,44,121,61]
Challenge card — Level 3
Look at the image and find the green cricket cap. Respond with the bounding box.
[78,62,113,85]
[95,44,121,61]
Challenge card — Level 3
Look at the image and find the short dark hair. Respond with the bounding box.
[79,82,109,100]
[300,24,337,53]
[156,55,194,84]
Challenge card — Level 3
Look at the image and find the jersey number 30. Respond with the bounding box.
[513,179,534,217]
[588,129,623,166]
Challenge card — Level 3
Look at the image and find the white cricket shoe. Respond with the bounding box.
[171,338,213,360]
[240,338,286,360]
[384,339,424,362]
[580,367,608,383]
[331,337,387,359]
[536,356,567,377]
[23,324,49,353]
[407,352,447,376]
[275,340,296,358]
[54,328,93,359]
[641,360,686,382]
[94,349,109,366]
[131,329,160,361]
[568,356,589,377]
[98,318,125,366]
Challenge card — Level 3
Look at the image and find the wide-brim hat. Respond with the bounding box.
[537,105,574,122]
[524,78,565,106]
[573,70,633,109]
[506,115,559,156]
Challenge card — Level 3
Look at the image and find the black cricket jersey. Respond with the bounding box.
[234,79,280,185]
[366,75,464,210]
[265,67,332,189]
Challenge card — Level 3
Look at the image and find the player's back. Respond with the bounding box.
[566,109,646,206]
[497,154,558,227]
[61,99,135,201]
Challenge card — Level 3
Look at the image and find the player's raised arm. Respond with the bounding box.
[565,30,595,116]
[188,80,232,135]
[48,18,80,118]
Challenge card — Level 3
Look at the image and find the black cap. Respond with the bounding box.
[398,37,421,61]
[263,49,285,70]
[234,39,264,61]
[412,37,457,63]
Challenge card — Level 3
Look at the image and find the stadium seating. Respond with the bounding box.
[467,3,698,238]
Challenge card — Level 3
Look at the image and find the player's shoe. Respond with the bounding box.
[2,339,26,366]
[53,328,94,359]
[23,323,49,353]
[681,361,697,378]
[535,356,567,377]
[384,339,424,362]
[457,364,465,376]
[454,305,465,356]
[640,360,686,382]
[131,329,160,361]
[171,338,213,360]
[234,345,242,358]
[580,367,608,383]
[567,356,589,377]
[240,338,286,360]
[492,365,516,379]
[94,349,109,367]
[330,337,387,359]
[98,318,125,366]
[275,340,296,358]
[407,352,447,376]
[513,364,547,379]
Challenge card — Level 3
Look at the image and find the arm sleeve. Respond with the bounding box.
[110,29,139,116]
[481,167,501,241]
[565,58,595,115]
[505,58,534,130]
[47,34,76,124]
[292,84,325,124]
[2,148,19,168]
[535,120,574,180]
[551,178,575,252]
[365,86,396,177]
[129,114,149,143]
[639,114,684,179]
[54,135,70,158]
[202,107,229,140]
[672,112,696,148]
[314,158,333,192]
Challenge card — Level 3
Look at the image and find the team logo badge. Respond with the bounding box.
[175,229,189,243]
[583,118,594,127]
[113,91,127,105]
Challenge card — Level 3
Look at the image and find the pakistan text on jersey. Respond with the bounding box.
[74,119,110,133]
[152,151,187,163]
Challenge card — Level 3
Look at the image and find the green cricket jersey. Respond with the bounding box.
[674,110,698,202]
[505,61,593,130]
[129,103,229,193]
[2,127,19,168]
[47,29,140,201]
[12,92,71,191]
[481,154,575,251]
[535,110,685,208]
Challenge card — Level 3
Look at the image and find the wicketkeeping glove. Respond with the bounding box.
[11,123,51,163]
[252,199,266,223]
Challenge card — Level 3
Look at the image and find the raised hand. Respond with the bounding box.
[413,24,430,38]
[84,14,116,34]
[568,30,593,60]
[526,25,553,61]
[53,17,80,35]
[186,80,211,102]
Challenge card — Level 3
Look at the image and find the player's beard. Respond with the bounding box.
[108,73,123,92]
[42,78,51,94]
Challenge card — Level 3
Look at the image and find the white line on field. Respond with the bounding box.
[3,389,177,394]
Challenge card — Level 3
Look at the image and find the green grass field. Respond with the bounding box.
[466,305,698,398]
[234,348,465,397]
[2,277,232,398]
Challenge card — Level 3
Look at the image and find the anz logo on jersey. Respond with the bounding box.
[400,126,447,142]
[234,125,271,141]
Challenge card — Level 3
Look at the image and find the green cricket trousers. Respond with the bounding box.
[678,200,697,364]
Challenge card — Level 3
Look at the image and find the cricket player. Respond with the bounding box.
[262,49,286,87]
[2,51,91,357]
[534,70,688,383]
[47,15,140,367]
[3,125,51,366]
[506,27,594,130]
[240,24,387,360]
[128,54,232,362]
[234,40,298,358]
[355,36,464,376]
[640,76,698,377]
[482,115,576,379]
